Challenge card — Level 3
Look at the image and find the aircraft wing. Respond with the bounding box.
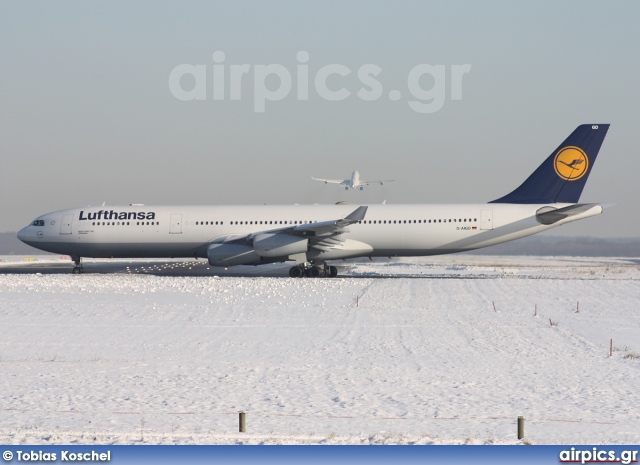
[290,206,367,236]
[361,179,395,186]
[311,177,347,185]
[212,206,368,252]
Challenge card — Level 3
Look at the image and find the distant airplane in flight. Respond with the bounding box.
[312,171,394,190]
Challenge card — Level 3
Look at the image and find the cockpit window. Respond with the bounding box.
[32,220,45,226]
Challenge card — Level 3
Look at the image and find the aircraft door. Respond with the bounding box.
[60,214,73,235]
[169,213,183,234]
[480,209,493,230]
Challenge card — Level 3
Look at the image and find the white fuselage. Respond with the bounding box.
[349,171,361,188]
[17,202,602,261]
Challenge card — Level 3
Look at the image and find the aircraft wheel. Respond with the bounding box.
[309,266,324,278]
[289,266,304,278]
[329,266,338,278]
[72,266,83,274]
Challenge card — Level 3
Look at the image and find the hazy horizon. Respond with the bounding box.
[2,1,639,238]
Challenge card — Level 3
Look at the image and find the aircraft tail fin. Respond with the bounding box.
[490,124,609,204]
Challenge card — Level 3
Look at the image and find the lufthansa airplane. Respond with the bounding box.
[312,170,394,190]
[18,124,609,277]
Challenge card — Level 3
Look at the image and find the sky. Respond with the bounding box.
[1,0,639,237]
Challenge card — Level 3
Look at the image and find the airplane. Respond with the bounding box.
[312,170,394,190]
[18,124,609,278]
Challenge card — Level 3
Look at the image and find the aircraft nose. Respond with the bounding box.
[17,226,30,244]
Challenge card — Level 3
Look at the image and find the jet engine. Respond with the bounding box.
[253,233,308,258]
[207,243,260,266]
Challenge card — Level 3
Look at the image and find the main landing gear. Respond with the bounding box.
[288,263,338,278]
[71,256,84,274]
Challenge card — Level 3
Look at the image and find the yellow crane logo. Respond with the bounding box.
[554,146,589,181]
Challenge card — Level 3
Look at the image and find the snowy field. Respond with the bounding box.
[0,255,639,445]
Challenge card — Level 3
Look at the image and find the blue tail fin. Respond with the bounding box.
[491,124,609,204]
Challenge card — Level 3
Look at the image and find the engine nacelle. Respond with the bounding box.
[207,243,260,266]
[253,233,308,258]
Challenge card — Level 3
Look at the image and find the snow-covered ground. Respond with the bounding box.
[0,256,639,445]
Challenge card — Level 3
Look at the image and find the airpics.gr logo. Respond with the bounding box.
[553,146,589,181]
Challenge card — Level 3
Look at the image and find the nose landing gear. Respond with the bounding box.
[71,256,84,274]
